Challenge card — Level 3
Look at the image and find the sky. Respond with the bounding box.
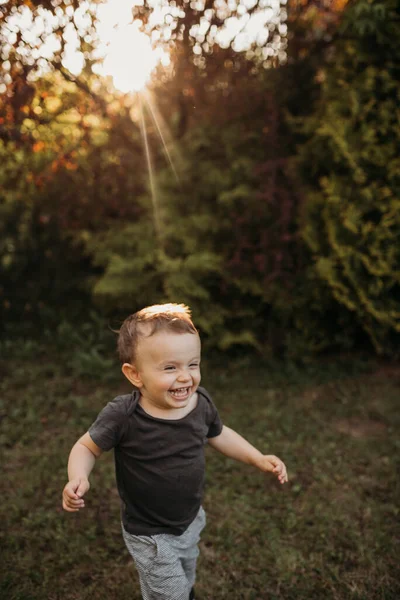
[1,0,286,93]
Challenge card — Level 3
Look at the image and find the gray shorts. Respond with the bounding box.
[122,506,206,600]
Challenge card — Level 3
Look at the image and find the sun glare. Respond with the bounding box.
[96,1,169,93]
[102,21,161,92]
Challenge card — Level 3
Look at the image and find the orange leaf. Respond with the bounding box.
[33,141,45,152]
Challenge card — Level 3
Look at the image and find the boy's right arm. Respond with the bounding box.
[62,432,103,512]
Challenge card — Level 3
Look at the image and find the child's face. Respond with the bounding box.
[128,329,201,412]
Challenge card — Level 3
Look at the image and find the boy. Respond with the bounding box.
[62,303,288,600]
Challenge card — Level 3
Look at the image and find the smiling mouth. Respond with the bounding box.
[169,387,191,400]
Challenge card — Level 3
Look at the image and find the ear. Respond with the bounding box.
[122,363,143,388]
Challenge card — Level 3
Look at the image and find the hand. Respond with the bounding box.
[62,477,90,512]
[257,455,288,484]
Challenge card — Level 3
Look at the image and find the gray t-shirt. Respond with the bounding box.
[89,386,223,536]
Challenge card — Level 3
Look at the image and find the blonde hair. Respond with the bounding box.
[117,303,198,364]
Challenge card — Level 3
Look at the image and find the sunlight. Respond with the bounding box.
[96,1,169,93]
[101,21,162,92]
[142,90,180,183]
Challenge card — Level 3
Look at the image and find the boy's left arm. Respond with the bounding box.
[208,425,288,484]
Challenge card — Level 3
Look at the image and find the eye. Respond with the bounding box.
[190,363,199,368]
[164,366,175,371]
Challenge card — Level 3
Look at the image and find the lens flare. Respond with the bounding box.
[102,21,163,92]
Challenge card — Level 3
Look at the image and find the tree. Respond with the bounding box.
[0,67,150,330]
[297,0,400,355]
[87,60,308,352]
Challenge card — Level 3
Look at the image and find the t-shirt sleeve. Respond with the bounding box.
[203,391,223,438]
[88,398,127,451]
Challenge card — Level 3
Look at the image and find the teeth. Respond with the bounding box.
[170,387,189,396]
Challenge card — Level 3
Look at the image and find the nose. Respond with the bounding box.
[177,368,191,383]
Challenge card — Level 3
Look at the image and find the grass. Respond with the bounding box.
[1,339,399,600]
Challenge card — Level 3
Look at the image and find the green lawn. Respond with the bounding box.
[1,341,399,600]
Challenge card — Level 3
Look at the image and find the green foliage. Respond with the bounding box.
[87,84,304,353]
[0,71,148,332]
[0,311,119,382]
[54,319,118,381]
[296,0,400,355]
[3,0,399,361]
[0,139,94,330]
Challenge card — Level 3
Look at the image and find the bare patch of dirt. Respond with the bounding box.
[334,417,387,438]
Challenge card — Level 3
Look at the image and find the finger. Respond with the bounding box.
[64,484,79,500]
[64,491,85,505]
[274,461,287,476]
[62,500,80,512]
[63,492,84,507]
[64,490,79,501]
[277,467,287,483]
[64,500,84,510]
[69,498,85,507]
